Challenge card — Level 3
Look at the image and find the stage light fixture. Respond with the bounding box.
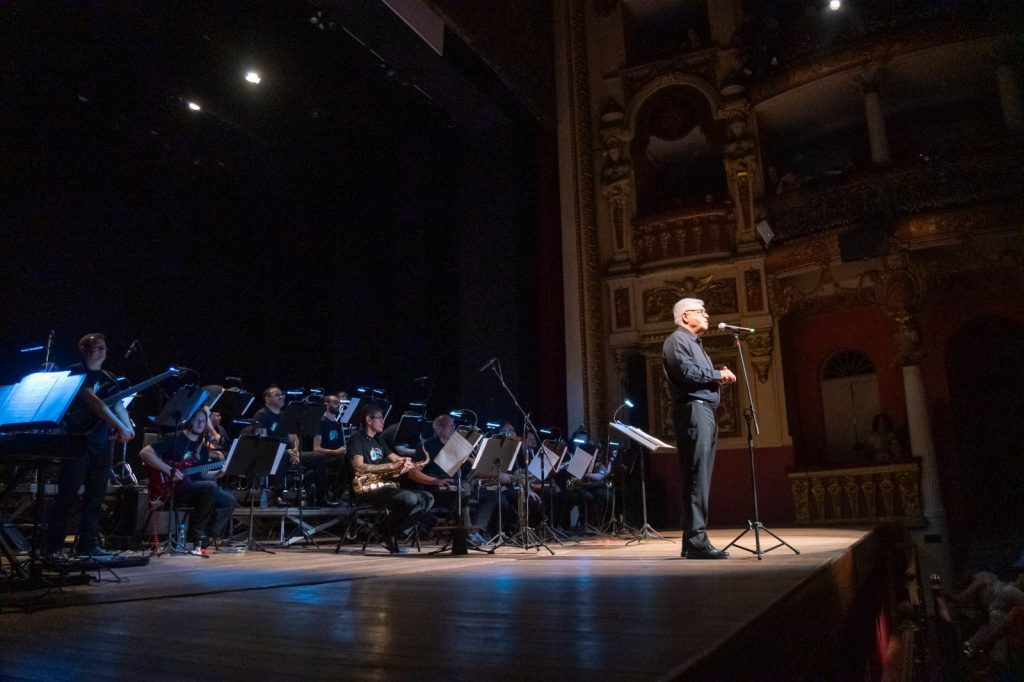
[186,101,201,111]
[829,0,841,10]
[245,71,261,84]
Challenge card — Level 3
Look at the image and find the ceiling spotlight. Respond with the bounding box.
[245,71,261,84]
[186,101,201,111]
[828,0,841,10]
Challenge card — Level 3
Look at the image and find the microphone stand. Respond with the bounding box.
[485,360,553,555]
[721,330,800,560]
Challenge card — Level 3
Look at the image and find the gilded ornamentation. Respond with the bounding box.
[787,462,923,526]
[879,474,894,517]
[791,478,810,523]
[745,268,764,311]
[632,208,734,265]
[811,478,826,521]
[745,329,773,383]
[862,479,877,518]
[613,287,631,330]
[564,2,607,434]
[827,478,842,518]
[843,477,859,518]
[643,276,737,323]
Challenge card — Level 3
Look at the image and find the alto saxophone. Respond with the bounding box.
[352,450,430,495]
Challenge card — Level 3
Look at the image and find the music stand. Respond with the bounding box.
[429,426,492,556]
[339,397,361,425]
[224,435,287,553]
[609,421,676,544]
[0,371,85,577]
[472,435,521,548]
[155,386,209,429]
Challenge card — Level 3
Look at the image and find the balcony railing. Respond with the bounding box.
[788,460,924,526]
[632,206,734,266]
[764,146,1024,242]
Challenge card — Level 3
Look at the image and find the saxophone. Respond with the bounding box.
[352,450,430,495]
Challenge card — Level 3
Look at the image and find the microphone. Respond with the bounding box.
[413,376,430,383]
[478,357,498,373]
[124,339,140,359]
[717,322,756,334]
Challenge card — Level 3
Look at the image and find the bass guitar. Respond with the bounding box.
[148,458,225,507]
[64,367,185,433]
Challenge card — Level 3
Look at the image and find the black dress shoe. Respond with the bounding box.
[682,546,730,560]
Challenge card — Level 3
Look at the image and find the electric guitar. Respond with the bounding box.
[148,458,226,507]
[64,367,185,433]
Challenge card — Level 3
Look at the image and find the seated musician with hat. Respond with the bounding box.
[139,407,237,548]
[347,402,433,553]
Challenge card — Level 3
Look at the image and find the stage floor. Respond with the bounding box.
[1,527,871,680]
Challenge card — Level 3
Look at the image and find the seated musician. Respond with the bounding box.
[206,409,230,452]
[347,402,433,553]
[407,414,489,547]
[249,385,334,507]
[46,333,135,558]
[311,393,348,501]
[555,437,613,532]
[138,408,237,548]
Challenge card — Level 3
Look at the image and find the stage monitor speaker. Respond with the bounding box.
[839,227,888,262]
[755,220,774,247]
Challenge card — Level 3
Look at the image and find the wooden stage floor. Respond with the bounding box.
[1,527,874,680]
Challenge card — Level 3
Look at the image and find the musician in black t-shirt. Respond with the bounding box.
[249,385,333,507]
[312,393,348,499]
[45,333,135,558]
[139,409,237,546]
[348,403,432,553]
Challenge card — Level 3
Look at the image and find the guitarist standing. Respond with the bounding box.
[138,408,236,548]
[46,333,135,558]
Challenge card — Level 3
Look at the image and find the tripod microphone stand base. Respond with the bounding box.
[625,523,674,545]
[723,520,800,560]
[506,525,555,555]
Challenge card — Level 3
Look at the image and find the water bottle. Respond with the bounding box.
[178,521,187,544]
[259,488,268,509]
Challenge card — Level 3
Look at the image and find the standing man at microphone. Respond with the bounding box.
[662,298,736,560]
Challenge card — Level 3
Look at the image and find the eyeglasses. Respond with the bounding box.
[267,393,284,398]
[370,415,384,421]
[684,308,708,316]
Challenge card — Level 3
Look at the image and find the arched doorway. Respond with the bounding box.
[945,317,1024,534]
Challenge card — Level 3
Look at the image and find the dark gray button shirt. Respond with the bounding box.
[662,326,722,407]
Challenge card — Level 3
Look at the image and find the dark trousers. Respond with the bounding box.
[359,488,433,536]
[673,401,719,550]
[176,480,237,538]
[46,436,112,552]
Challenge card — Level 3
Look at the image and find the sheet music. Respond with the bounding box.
[527,443,562,481]
[608,421,677,454]
[471,436,521,473]
[0,371,85,427]
[435,427,481,476]
[566,446,595,479]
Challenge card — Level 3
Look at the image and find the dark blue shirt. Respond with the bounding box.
[662,327,722,407]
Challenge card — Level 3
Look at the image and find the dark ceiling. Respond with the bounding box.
[0,2,565,426]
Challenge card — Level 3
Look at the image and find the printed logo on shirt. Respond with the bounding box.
[329,429,339,442]
[369,446,384,463]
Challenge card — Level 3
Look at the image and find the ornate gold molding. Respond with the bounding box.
[564,1,607,434]
[788,461,924,526]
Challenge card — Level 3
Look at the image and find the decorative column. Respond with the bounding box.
[722,107,761,251]
[874,249,953,596]
[996,64,1024,137]
[859,67,891,166]
[554,1,608,437]
[599,98,634,269]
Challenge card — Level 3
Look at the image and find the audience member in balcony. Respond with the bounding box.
[869,412,903,461]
